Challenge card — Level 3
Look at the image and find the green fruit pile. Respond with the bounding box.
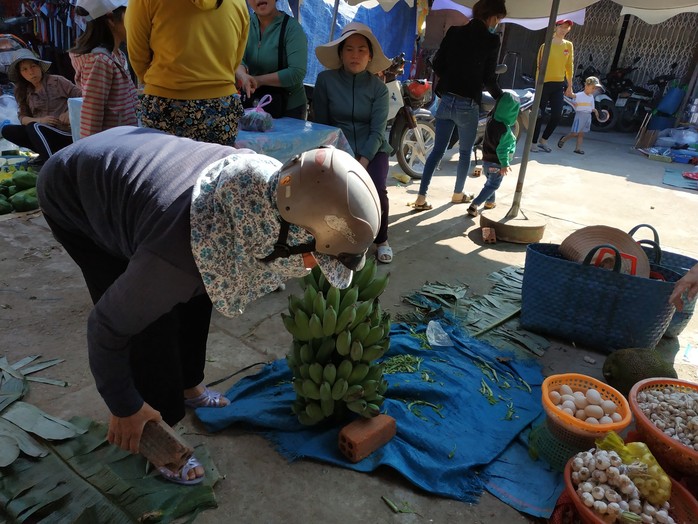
[0,169,39,214]
[282,259,391,426]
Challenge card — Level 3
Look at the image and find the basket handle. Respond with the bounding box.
[582,244,623,273]
[636,239,663,265]
[628,224,660,245]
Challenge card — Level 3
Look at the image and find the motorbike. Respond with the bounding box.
[392,63,535,180]
[602,56,641,102]
[614,63,679,133]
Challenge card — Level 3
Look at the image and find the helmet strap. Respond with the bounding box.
[260,219,316,262]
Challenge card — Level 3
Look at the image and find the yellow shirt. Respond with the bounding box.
[125,0,249,100]
[537,39,574,84]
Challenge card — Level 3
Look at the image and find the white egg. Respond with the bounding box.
[585,417,600,424]
[585,388,602,405]
[611,412,623,422]
[573,391,589,409]
[560,384,574,396]
[550,390,562,405]
[561,394,576,404]
[562,400,577,412]
[584,404,604,419]
[598,416,613,425]
[601,399,617,415]
[563,407,575,416]
[575,409,587,420]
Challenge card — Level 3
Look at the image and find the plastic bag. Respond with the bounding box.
[240,94,274,132]
[0,95,20,125]
[596,431,671,506]
[426,320,453,346]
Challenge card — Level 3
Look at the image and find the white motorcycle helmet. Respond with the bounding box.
[275,147,381,270]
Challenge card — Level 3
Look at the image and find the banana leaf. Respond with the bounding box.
[0,417,48,458]
[0,434,20,466]
[0,357,28,413]
[1,402,86,440]
[0,417,219,523]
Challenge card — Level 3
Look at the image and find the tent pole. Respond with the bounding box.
[330,0,341,40]
[506,0,561,219]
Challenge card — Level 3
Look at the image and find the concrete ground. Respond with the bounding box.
[1,125,697,523]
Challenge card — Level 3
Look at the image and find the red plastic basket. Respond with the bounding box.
[564,458,698,524]
[628,378,698,477]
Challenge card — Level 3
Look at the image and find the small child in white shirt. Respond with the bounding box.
[557,76,602,154]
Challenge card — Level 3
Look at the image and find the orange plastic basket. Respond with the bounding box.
[564,458,698,524]
[628,378,698,477]
[542,373,632,447]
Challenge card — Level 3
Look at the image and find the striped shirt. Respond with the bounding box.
[70,49,138,138]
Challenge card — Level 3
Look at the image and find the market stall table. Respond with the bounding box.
[235,118,353,161]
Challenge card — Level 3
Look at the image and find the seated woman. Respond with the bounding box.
[312,23,394,263]
[1,49,81,164]
[235,0,308,119]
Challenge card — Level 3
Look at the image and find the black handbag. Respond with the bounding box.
[242,14,290,119]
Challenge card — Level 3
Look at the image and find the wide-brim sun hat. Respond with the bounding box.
[559,225,651,278]
[76,0,128,21]
[7,48,51,83]
[315,22,391,74]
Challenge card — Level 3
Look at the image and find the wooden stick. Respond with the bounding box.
[139,420,194,471]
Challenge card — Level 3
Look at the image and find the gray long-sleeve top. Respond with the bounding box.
[37,127,236,417]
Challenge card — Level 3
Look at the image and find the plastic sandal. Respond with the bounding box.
[184,387,229,408]
[158,456,205,485]
[484,202,496,209]
[538,143,552,152]
[467,205,478,217]
[451,192,474,204]
[376,245,393,264]
[557,137,565,149]
[409,201,432,211]
[574,149,585,155]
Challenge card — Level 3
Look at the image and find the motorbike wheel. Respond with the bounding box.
[590,99,617,132]
[396,116,436,180]
[615,101,640,133]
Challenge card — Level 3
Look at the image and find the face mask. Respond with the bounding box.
[489,24,498,34]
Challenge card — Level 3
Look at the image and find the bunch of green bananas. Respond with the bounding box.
[282,259,391,426]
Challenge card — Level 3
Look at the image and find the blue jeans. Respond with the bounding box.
[418,93,479,196]
[471,161,503,206]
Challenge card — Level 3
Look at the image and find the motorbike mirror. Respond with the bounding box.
[495,64,507,75]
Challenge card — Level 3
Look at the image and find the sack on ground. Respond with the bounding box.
[240,95,274,132]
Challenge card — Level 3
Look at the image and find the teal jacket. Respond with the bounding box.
[482,92,519,167]
[312,68,392,160]
[243,13,308,111]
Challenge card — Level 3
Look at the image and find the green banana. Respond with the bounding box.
[349,340,363,362]
[377,379,389,395]
[348,363,370,384]
[302,285,316,315]
[362,325,384,347]
[319,381,332,401]
[322,363,337,385]
[321,395,335,417]
[297,411,316,425]
[360,344,384,363]
[352,257,377,289]
[365,362,384,382]
[309,362,324,385]
[299,363,310,379]
[361,380,379,398]
[288,294,303,316]
[292,379,305,398]
[346,399,368,415]
[326,286,341,314]
[303,270,319,292]
[291,399,306,415]
[336,330,351,356]
[364,393,384,405]
[331,378,348,400]
[300,344,313,364]
[351,321,371,344]
[338,286,359,313]
[305,401,325,421]
[369,299,382,325]
[358,273,390,301]
[337,359,353,381]
[322,306,337,337]
[364,403,381,418]
[308,313,324,339]
[302,379,321,400]
[317,271,329,295]
[281,313,303,340]
[315,337,335,364]
[294,309,311,338]
[344,384,365,402]
[349,300,373,330]
[313,291,326,319]
[382,313,391,335]
[334,306,356,334]
[286,352,298,369]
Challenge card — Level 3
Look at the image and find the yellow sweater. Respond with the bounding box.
[537,39,574,84]
[125,0,249,100]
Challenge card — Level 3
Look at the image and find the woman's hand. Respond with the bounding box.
[564,86,574,98]
[40,116,62,127]
[107,402,162,454]
[236,65,257,98]
[669,263,698,311]
[358,156,370,169]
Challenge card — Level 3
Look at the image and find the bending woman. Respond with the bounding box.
[236,0,308,119]
[69,0,138,138]
[313,23,394,263]
[1,49,81,164]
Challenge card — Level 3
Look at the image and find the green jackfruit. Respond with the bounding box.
[602,347,678,397]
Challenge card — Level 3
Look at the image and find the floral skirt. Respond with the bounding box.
[140,94,244,146]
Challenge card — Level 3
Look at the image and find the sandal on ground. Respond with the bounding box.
[538,143,552,153]
[557,137,566,149]
[408,201,432,211]
[574,149,585,155]
[484,202,496,209]
[376,244,393,264]
[184,387,229,409]
[530,144,540,152]
[467,205,478,217]
[451,192,474,204]
[158,456,205,485]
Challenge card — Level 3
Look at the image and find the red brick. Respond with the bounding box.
[482,227,497,244]
[338,414,397,463]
